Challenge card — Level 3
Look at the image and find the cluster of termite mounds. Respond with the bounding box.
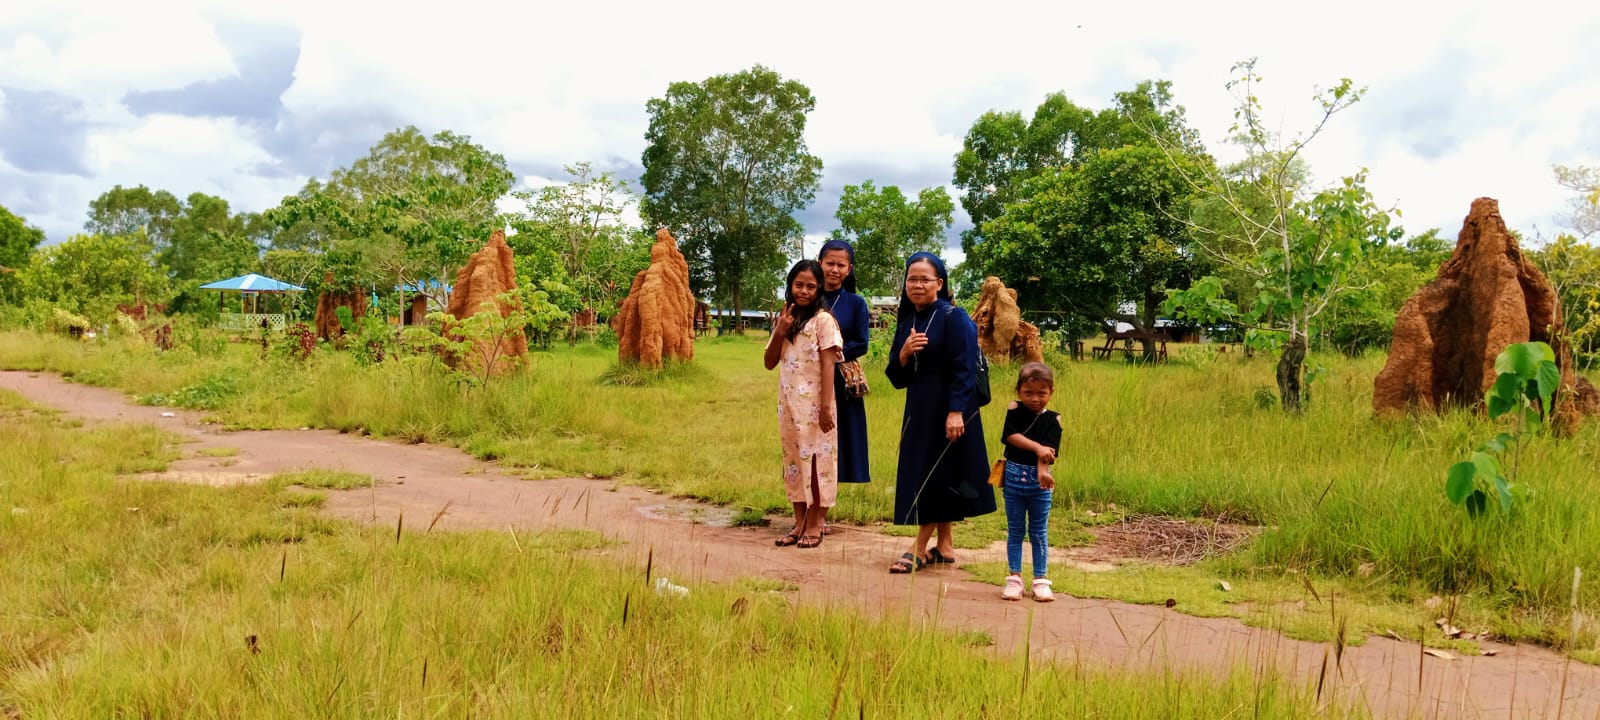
[444,229,527,374]
[972,276,1045,365]
[1373,197,1598,433]
[612,228,696,369]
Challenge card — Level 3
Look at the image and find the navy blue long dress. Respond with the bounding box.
[823,288,871,484]
[885,299,995,525]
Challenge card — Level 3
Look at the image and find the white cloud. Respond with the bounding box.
[0,0,1597,251]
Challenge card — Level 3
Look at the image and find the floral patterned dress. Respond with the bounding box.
[777,311,844,506]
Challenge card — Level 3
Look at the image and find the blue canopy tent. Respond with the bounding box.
[199,273,306,331]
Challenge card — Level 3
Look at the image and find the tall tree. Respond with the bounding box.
[0,204,45,303]
[640,65,822,326]
[953,83,1195,258]
[829,180,954,295]
[980,144,1201,342]
[85,185,182,250]
[958,81,1209,344]
[1161,59,1399,411]
[269,127,514,303]
[506,162,650,318]
[165,193,260,282]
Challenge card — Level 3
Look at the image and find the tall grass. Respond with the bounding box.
[4,329,1599,636]
[0,391,1349,718]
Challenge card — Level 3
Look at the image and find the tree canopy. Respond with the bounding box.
[960,81,1210,336]
[269,126,514,299]
[0,204,45,303]
[828,180,954,296]
[641,65,822,322]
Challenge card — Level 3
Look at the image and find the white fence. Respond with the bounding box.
[220,313,288,331]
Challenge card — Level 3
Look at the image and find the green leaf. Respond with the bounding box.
[1486,373,1524,419]
[1445,461,1476,504]
[1465,490,1488,517]
[1482,432,1515,454]
[1494,343,1535,377]
[1535,361,1561,415]
[1470,451,1499,483]
[1492,476,1513,513]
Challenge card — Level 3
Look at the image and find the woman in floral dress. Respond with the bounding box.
[763,259,843,549]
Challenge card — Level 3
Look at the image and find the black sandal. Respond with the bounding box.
[927,548,957,565]
[797,534,823,549]
[888,552,925,574]
[774,529,801,547]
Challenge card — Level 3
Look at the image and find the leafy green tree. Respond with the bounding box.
[161,193,265,312]
[1160,59,1399,411]
[828,180,954,295]
[640,65,822,327]
[20,232,170,321]
[1534,232,1600,366]
[1554,164,1600,239]
[270,127,514,302]
[955,81,1202,258]
[85,185,182,249]
[506,162,650,318]
[957,82,1209,348]
[981,144,1201,345]
[1317,228,1448,356]
[0,204,45,303]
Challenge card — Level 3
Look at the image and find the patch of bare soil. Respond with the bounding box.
[1083,515,1257,565]
[139,470,272,487]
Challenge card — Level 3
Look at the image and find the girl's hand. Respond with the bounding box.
[820,406,835,433]
[944,411,964,442]
[1038,447,1057,465]
[773,303,794,336]
[1039,471,1056,490]
[899,329,928,365]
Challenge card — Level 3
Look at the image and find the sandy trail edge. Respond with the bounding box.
[2,369,1593,718]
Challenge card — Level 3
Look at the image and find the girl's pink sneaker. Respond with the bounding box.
[1031,578,1055,602]
[1002,574,1024,601]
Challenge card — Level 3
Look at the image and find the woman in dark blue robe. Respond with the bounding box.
[817,240,871,495]
[884,252,995,574]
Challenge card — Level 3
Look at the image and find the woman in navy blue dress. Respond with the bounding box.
[818,240,871,500]
[885,252,995,574]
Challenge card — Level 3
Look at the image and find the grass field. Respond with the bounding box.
[3,328,1599,655]
[0,389,1352,718]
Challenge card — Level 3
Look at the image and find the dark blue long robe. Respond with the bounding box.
[885,300,995,525]
[823,288,871,484]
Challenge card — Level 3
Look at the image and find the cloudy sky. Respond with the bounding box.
[2,0,1597,262]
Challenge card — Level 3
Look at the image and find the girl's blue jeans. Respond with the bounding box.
[1002,460,1052,577]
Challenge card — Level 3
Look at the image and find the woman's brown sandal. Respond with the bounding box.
[797,534,823,549]
[774,529,801,547]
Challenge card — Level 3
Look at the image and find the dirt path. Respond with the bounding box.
[4,368,1596,718]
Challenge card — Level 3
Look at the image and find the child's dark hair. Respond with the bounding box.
[783,260,825,341]
[1016,361,1054,390]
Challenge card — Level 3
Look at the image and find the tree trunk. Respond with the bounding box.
[1276,332,1308,412]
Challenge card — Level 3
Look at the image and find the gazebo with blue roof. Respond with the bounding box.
[199,273,306,331]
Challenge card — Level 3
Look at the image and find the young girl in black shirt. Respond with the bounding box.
[999,362,1061,602]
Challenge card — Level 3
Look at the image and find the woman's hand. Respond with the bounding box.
[1037,447,1057,465]
[773,303,795,337]
[898,329,928,365]
[944,411,964,442]
[820,405,835,433]
[1039,471,1056,490]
